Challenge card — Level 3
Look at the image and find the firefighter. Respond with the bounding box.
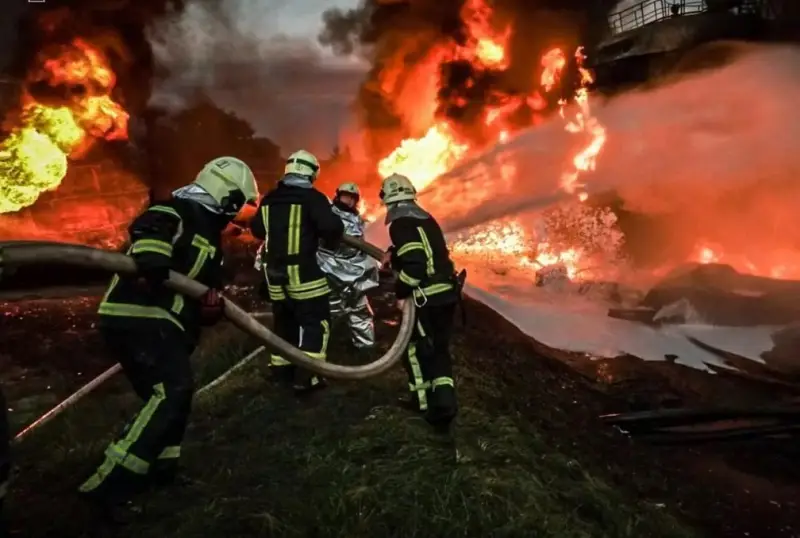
[380,173,460,427]
[317,182,379,349]
[251,150,344,393]
[80,156,259,518]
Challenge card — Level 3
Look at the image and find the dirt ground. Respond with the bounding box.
[2,282,799,537]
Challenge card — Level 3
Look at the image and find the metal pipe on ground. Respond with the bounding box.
[0,238,412,380]
[13,344,269,444]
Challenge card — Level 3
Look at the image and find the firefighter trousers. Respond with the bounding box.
[402,302,458,424]
[79,322,195,499]
[269,295,331,389]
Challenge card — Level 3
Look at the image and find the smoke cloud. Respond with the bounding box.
[145,0,368,155]
[318,0,606,158]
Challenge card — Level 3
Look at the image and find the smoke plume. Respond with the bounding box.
[145,0,367,155]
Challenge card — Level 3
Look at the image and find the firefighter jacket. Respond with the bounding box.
[98,197,228,343]
[251,174,344,301]
[387,201,458,306]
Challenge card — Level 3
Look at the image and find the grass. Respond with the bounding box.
[7,291,700,538]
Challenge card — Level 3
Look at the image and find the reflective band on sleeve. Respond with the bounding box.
[188,235,217,279]
[396,241,424,256]
[148,205,181,219]
[131,239,173,257]
[399,270,421,287]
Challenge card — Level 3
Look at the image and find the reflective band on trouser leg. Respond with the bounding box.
[431,377,454,390]
[157,446,181,460]
[79,383,167,492]
[270,354,290,366]
[407,342,429,411]
[304,319,329,386]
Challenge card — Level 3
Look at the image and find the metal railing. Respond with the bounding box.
[607,0,763,35]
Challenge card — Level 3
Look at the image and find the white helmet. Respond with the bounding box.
[336,182,360,199]
[193,156,259,216]
[285,149,320,180]
[379,173,416,205]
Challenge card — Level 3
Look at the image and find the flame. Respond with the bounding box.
[373,0,609,283]
[691,241,800,280]
[0,38,129,214]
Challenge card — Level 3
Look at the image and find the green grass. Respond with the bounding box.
[7,297,701,538]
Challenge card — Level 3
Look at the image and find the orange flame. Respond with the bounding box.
[0,38,129,213]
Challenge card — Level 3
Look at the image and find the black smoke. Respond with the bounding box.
[319,0,612,156]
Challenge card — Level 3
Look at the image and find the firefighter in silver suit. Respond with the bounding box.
[316,183,379,349]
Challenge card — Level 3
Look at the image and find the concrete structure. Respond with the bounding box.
[589,0,774,88]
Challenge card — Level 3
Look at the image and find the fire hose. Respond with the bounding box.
[1,237,413,440]
[0,237,411,380]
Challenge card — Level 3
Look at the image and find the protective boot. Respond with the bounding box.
[293,369,327,396]
[425,385,457,430]
[269,364,295,387]
[150,460,196,489]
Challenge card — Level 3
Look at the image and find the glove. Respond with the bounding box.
[199,288,225,326]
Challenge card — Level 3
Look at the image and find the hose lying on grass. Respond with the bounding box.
[0,238,413,381]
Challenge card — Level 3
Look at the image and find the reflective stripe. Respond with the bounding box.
[188,235,216,279]
[399,270,421,287]
[407,342,427,411]
[288,204,301,255]
[79,383,167,492]
[270,354,290,366]
[397,242,424,256]
[416,320,426,337]
[432,376,454,390]
[417,227,435,276]
[261,205,270,235]
[158,446,181,460]
[97,302,184,331]
[148,205,181,219]
[319,319,330,360]
[171,293,184,315]
[131,238,173,257]
[413,282,452,299]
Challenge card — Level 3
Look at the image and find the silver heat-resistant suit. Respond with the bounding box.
[316,203,379,348]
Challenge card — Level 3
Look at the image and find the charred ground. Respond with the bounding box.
[3,274,799,537]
